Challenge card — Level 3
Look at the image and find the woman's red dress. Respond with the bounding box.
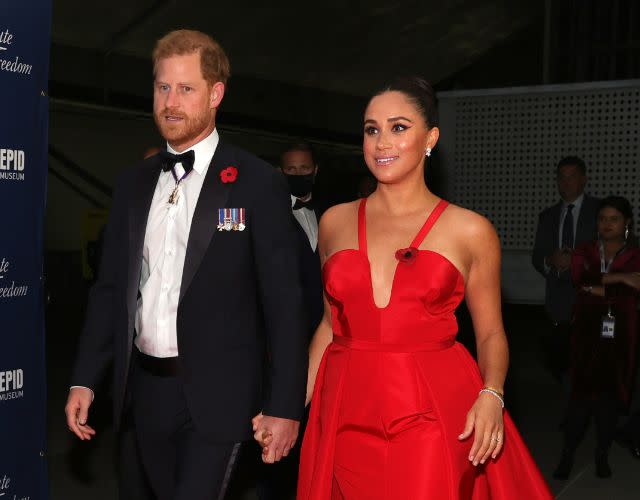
[298,199,552,499]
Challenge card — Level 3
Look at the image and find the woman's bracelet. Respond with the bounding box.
[479,388,505,408]
[482,385,504,397]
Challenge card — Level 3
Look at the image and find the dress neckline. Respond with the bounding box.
[357,197,450,309]
[357,197,449,256]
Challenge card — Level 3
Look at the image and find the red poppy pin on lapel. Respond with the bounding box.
[220,166,238,183]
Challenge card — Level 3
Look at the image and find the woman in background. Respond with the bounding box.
[554,196,640,480]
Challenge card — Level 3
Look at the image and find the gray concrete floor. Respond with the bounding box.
[47,304,640,499]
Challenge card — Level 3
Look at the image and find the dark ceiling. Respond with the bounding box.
[52,1,541,94]
[50,1,544,142]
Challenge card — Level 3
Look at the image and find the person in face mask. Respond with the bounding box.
[256,143,323,500]
[281,142,320,251]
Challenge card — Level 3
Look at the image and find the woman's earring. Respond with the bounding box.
[625,225,629,241]
[425,147,432,157]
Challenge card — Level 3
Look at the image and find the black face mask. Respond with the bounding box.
[284,173,314,197]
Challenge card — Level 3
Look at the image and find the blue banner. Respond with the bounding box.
[0,3,51,499]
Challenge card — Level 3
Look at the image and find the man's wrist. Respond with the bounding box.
[70,386,94,401]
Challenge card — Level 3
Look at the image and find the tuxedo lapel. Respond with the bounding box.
[127,159,162,343]
[551,201,562,248]
[576,195,594,242]
[179,141,234,303]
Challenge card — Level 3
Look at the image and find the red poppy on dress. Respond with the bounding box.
[220,166,238,183]
[395,246,419,264]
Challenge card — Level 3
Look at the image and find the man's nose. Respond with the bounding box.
[165,89,179,108]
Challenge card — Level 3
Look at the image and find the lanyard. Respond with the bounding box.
[599,241,626,273]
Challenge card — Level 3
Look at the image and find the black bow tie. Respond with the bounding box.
[160,150,195,175]
[293,198,313,210]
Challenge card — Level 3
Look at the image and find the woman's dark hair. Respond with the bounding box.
[373,76,438,128]
[598,195,633,221]
[598,195,636,244]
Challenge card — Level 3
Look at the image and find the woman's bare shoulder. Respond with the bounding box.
[443,202,498,241]
[318,201,360,251]
[319,201,359,230]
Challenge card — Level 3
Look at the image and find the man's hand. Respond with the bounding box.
[252,413,299,464]
[546,248,572,273]
[65,387,96,440]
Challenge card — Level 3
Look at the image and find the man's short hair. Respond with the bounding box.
[556,156,586,176]
[281,141,317,165]
[153,30,231,86]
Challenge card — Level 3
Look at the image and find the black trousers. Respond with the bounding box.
[117,411,154,500]
[131,357,241,500]
[563,397,619,456]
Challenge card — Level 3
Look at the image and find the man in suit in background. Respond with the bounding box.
[532,156,599,382]
[65,29,307,499]
[256,142,325,499]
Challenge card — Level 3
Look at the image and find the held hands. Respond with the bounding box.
[252,412,300,464]
[458,391,504,466]
[64,387,96,440]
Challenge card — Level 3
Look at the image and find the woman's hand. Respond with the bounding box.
[602,273,621,285]
[251,413,272,447]
[582,284,605,296]
[458,392,504,465]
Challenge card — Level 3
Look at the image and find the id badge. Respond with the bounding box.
[600,314,615,339]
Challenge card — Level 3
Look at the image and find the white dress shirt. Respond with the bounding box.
[291,195,318,251]
[134,129,219,357]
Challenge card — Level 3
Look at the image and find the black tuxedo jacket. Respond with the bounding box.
[71,140,308,442]
[532,194,600,323]
[292,206,324,339]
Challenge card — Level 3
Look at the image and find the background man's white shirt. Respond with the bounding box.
[291,195,318,251]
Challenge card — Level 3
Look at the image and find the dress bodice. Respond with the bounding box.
[323,198,465,346]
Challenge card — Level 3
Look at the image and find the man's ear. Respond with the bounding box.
[210,81,225,109]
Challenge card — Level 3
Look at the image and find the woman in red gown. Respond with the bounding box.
[260,77,552,499]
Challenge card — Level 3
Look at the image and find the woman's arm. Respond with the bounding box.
[305,206,342,405]
[602,271,640,291]
[465,217,508,397]
[306,296,333,405]
[458,214,508,465]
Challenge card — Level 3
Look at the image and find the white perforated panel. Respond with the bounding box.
[438,81,640,251]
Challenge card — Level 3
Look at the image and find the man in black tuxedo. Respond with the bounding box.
[256,143,324,499]
[532,156,599,381]
[64,30,307,499]
[280,142,324,337]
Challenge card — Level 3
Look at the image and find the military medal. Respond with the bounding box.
[218,208,246,231]
[167,163,192,205]
[168,184,180,204]
[217,208,225,231]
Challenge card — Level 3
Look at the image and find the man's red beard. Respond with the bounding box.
[154,106,213,148]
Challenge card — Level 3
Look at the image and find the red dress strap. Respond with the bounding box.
[410,199,449,248]
[358,197,368,257]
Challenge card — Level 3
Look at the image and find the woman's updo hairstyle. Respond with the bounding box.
[373,76,438,129]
